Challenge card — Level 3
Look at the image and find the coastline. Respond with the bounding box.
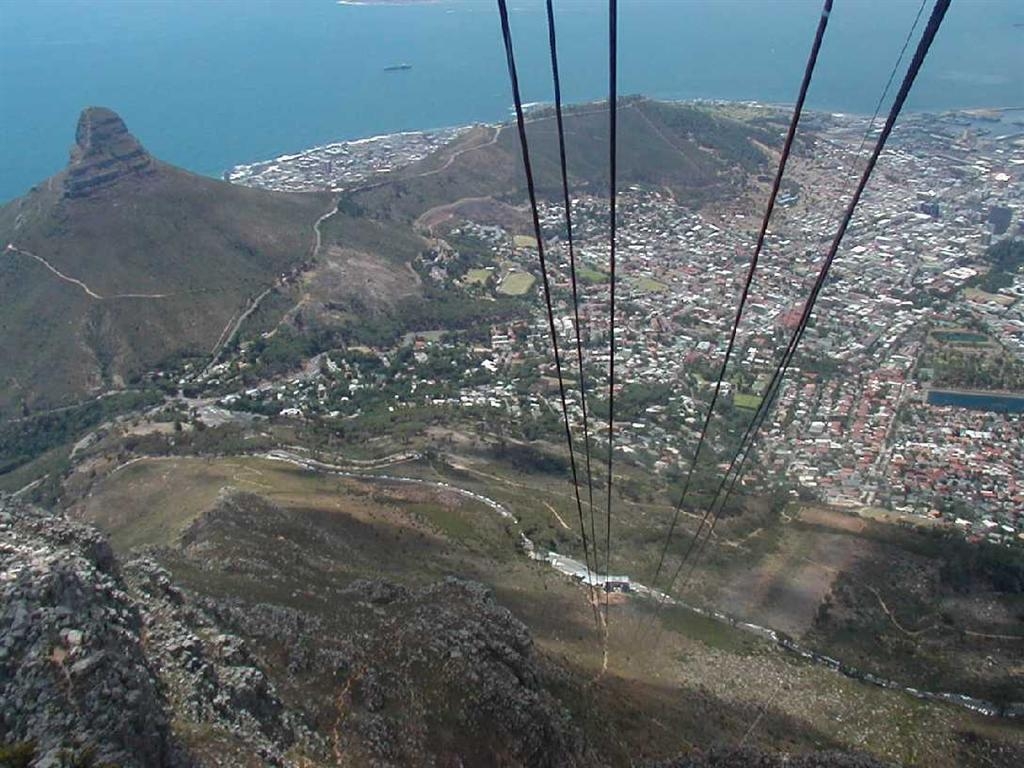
[227,126,474,173]
[5,0,1023,203]
[222,97,1024,185]
[3,99,1020,204]
[223,123,476,192]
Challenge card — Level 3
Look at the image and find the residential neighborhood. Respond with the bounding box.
[217,107,1023,542]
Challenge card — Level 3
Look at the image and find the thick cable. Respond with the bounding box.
[545,0,599,587]
[603,0,618,621]
[646,0,834,600]
[696,0,932,558]
[816,0,928,245]
[496,0,601,626]
[859,0,928,157]
[661,0,953,604]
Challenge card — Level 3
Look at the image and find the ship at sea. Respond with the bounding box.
[384,63,413,72]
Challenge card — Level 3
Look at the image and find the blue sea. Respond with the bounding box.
[1,0,1021,202]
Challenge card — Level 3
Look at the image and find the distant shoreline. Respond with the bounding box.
[5,0,1020,203]
[220,98,1024,181]
[3,98,1020,205]
[224,126,475,180]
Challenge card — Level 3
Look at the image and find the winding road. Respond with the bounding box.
[257,449,1023,719]
[203,197,341,370]
[75,445,1023,721]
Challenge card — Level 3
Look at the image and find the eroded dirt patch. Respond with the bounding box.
[711,506,871,637]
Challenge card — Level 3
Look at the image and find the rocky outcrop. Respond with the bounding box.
[122,557,319,765]
[0,500,321,767]
[0,503,185,767]
[63,107,155,198]
[331,577,586,767]
[159,490,589,766]
[192,570,589,766]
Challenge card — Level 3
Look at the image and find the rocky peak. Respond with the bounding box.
[0,501,186,767]
[64,107,155,198]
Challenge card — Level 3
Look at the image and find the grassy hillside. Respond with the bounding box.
[0,124,331,414]
[0,100,784,417]
[292,99,781,351]
[67,451,1024,767]
[346,99,779,224]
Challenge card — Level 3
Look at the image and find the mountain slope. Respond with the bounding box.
[0,107,332,414]
[304,99,782,346]
[343,98,782,224]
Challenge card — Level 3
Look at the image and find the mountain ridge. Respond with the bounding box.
[0,107,332,414]
[64,106,156,199]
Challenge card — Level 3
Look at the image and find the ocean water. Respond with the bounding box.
[1,0,1021,202]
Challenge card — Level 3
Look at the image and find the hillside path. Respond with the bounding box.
[204,197,341,370]
[5,243,170,300]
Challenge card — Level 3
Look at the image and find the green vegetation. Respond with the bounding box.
[0,743,117,768]
[966,237,1024,293]
[497,271,536,296]
[247,327,333,378]
[348,99,770,226]
[0,149,330,413]
[577,265,606,284]
[0,445,70,497]
[438,241,497,283]
[801,512,1024,705]
[340,285,527,347]
[445,228,498,256]
[60,746,119,768]
[929,347,1024,391]
[947,546,1024,593]
[655,604,759,655]
[79,454,513,566]
[67,410,1024,763]
[492,440,569,476]
[119,423,276,464]
[464,268,493,286]
[986,237,1024,275]
[591,382,675,423]
[0,389,162,475]
[0,742,35,768]
[733,392,762,410]
[639,100,777,172]
[906,527,1024,594]
[321,208,429,265]
[632,276,669,293]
